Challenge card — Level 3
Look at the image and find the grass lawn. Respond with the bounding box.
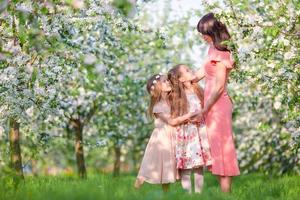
[1,173,299,200]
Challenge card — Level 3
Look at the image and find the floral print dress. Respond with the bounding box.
[175,93,212,169]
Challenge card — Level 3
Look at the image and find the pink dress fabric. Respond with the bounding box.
[175,93,212,169]
[136,101,179,184]
[203,45,240,176]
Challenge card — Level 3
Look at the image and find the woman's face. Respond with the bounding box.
[178,65,196,83]
[201,34,213,43]
[159,76,172,92]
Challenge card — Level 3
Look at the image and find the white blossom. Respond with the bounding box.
[84,54,97,65]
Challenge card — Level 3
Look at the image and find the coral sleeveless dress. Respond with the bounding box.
[204,45,240,176]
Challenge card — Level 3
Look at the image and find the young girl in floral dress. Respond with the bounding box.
[168,64,212,193]
[135,74,198,192]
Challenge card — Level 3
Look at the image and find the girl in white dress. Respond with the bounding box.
[168,64,212,193]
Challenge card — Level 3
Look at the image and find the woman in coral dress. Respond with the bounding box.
[193,13,240,193]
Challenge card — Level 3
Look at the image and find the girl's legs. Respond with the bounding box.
[134,178,143,189]
[194,167,204,193]
[218,176,232,193]
[162,183,170,192]
[180,169,192,193]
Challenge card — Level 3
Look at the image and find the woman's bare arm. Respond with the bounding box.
[190,63,226,122]
[193,67,205,82]
[202,62,227,114]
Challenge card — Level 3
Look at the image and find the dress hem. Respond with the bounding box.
[136,176,178,185]
[176,162,212,170]
[210,172,240,177]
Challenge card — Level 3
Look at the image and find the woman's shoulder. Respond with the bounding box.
[209,45,232,57]
[208,45,234,69]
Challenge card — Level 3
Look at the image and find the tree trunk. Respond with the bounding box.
[113,145,121,177]
[9,118,24,180]
[31,159,38,177]
[132,149,140,172]
[73,119,87,179]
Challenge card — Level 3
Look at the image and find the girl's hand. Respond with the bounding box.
[190,110,205,123]
[188,110,200,118]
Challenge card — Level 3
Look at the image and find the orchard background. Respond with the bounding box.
[0,0,299,199]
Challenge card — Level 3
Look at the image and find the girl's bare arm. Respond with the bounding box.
[155,112,198,126]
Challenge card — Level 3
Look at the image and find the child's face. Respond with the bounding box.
[178,65,196,83]
[159,76,172,92]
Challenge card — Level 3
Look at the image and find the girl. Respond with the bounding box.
[135,74,198,192]
[168,64,212,193]
[194,12,240,193]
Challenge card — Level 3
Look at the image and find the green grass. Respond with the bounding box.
[1,173,299,200]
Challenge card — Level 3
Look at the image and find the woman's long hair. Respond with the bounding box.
[197,12,231,52]
[168,64,204,118]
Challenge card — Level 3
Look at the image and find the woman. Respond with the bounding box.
[193,13,240,193]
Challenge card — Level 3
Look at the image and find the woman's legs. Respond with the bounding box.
[194,167,204,193]
[180,169,192,193]
[162,183,170,192]
[218,176,232,193]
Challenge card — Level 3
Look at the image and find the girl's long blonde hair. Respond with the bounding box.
[168,64,204,118]
[146,74,164,118]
